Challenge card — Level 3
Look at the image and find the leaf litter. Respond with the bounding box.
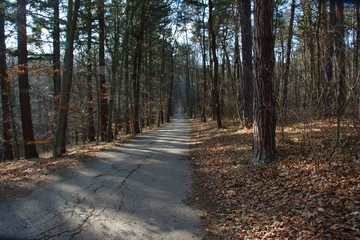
[189,118,360,239]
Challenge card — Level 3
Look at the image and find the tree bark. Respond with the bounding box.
[0,0,14,160]
[166,52,175,123]
[185,43,193,118]
[309,3,316,107]
[335,0,346,116]
[159,35,165,125]
[98,0,109,141]
[281,0,296,108]
[208,0,222,129]
[356,3,360,119]
[323,0,336,116]
[202,0,207,123]
[53,0,61,108]
[107,0,121,142]
[239,0,253,127]
[132,0,147,134]
[252,0,276,165]
[86,3,95,142]
[17,0,39,159]
[52,0,80,157]
[124,44,131,134]
[122,0,132,134]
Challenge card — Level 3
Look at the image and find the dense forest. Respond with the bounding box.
[0,0,359,164]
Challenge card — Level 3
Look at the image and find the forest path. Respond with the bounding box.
[0,112,202,240]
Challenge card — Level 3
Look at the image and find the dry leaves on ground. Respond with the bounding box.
[189,118,360,240]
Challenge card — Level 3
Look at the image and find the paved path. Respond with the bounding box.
[0,114,202,240]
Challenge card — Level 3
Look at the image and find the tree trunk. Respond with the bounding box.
[52,0,80,157]
[86,3,95,142]
[356,3,360,119]
[166,52,175,123]
[107,0,121,142]
[159,35,165,125]
[281,0,296,108]
[323,0,336,116]
[0,0,14,161]
[185,43,193,118]
[107,49,119,142]
[53,0,61,108]
[307,12,316,109]
[98,0,109,141]
[252,0,276,165]
[239,0,253,127]
[124,45,131,134]
[208,0,222,129]
[122,0,132,134]
[201,0,207,123]
[335,0,346,116]
[132,0,147,134]
[17,0,39,159]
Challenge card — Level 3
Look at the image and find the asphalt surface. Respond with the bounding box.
[0,113,202,240]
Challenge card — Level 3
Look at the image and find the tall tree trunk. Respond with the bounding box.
[335,0,346,116]
[239,0,253,127]
[307,15,316,109]
[124,44,131,134]
[98,0,109,141]
[166,52,175,122]
[0,0,14,161]
[220,37,242,123]
[323,0,336,116]
[53,0,61,108]
[208,0,222,129]
[234,2,241,93]
[281,0,296,108]
[86,3,95,142]
[252,0,276,165]
[132,0,147,134]
[159,35,165,125]
[52,0,80,157]
[122,0,132,134]
[356,3,360,119]
[9,90,20,159]
[107,0,121,142]
[201,0,207,123]
[185,44,193,118]
[17,0,39,159]
[107,46,119,142]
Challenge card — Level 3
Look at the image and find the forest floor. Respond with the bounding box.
[0,126,164,203]
[189,117,360,239]
[1,117,359,239]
